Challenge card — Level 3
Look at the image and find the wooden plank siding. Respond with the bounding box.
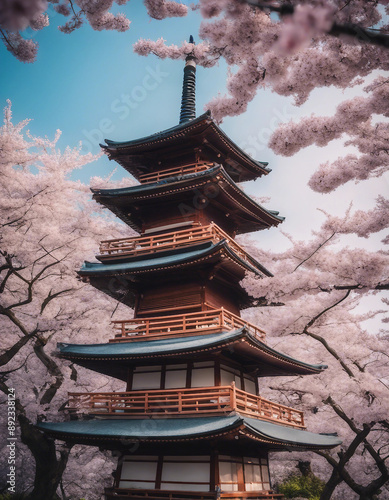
[67,383,305,429]
[110,307,266,343]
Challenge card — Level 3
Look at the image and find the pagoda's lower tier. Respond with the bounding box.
[104,452,278,500]
[38,414,339,499]
[104,488,283,500]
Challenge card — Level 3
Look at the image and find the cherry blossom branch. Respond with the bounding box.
[298,290,355,378]
[293,232,336,272]
[40,288,74,314]
[315,424,373,499]
[33,335,64,404]
[0,27,15,51]
[0,303,34,337]
[0,330,38,367]
[304,289,352,332]
[0,352,33,377]
[323,396,389,495]
[245,1,389,47]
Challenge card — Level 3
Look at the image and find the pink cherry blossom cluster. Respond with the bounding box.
[144,0,187,20]
[134,36,212,64]
[3,32,39,62]
[269,77,389,192]
[276,4,334,54]
[134,0,388,131]
[0,0,47,31]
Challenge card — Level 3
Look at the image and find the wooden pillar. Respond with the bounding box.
[155,455,163,490]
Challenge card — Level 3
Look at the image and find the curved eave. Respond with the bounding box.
[103,112,213,149]
[92,165,284,234]
[100,112,270,181]
[37,415,341,450]
[78,240,272,279]
[57,328,327,377]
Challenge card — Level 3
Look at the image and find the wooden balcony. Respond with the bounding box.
[105,487,283,499]
[67,384,305,429]
[97,223,253,265]
[138,162,213,184]
[110,308,266,343]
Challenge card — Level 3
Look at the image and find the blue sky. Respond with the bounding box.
[1,2,388,252]
[0,2,229,181]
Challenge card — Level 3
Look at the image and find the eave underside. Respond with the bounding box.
[92,166,283,235]
[57,329,327,379]
[77,241,269,309]
[37,415,341,451]
[101,113,270,183]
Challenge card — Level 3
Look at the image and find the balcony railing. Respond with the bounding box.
[105,488,284,499]
[138,162,213,184]
[67,383,305,429]
[110,307,266,343]
[97,223,254,266]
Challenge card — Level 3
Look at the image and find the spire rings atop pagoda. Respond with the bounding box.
[179,35,196,124]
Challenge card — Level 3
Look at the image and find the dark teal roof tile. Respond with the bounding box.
[57,329,327,375]
[79,240,271,278]
[58,330,245,358]
[38,415,241,439]
[37,415,341,449]
[244,417,342,448]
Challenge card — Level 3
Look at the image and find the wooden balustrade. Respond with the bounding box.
[105,488,283,499]
[67,384,305,429]
[109,307,266,343]
[138,162,213,184]
[97,223,253,267]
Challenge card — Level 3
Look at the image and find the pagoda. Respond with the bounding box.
[38,41,341,500]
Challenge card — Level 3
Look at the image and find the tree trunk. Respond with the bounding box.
[320,469,342,500]
[18,414,71,500]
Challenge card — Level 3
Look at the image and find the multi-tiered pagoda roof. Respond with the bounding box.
[38,39,340,500]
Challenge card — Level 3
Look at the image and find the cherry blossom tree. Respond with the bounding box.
[0,101,133,499]
[238,208,388,499]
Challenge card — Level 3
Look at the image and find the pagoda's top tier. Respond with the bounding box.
[100,112,270,183]
[101,43,269,184]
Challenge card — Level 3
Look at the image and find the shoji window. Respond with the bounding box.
[191,361,215,387]
[219,455,240,491]
[243,457,263,491]
[119,456,158,489]
[220,364,242,389]
[218,455,270,492]
[243,457,270,491]
[220,364,257,394]
[259,458,270,490]
[160,456,211,491]
[131,366,161,390]
[243,377,257,395]
[164,364,187,389]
